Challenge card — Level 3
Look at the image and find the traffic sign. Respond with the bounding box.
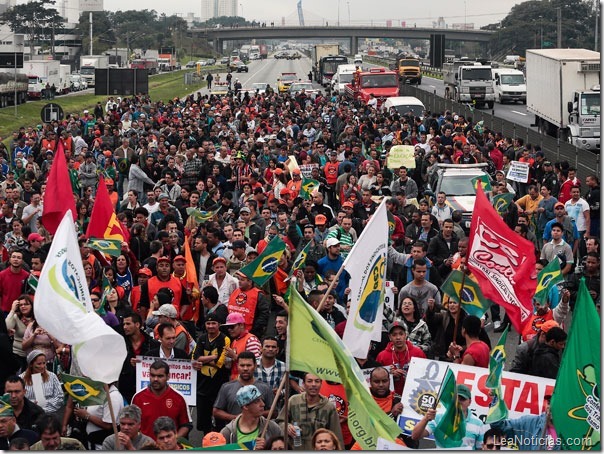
[40,103,64,123]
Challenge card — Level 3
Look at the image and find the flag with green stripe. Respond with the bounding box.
[61,373,106,406]
[485,326,509,423]
[441,269,492,318]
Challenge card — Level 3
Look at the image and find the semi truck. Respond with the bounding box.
[526,48,600,151]
[130,58,158,75]
[80,55,109,87]
[22,60,60,98]
[158,53,177,71]
[344,66,399,107]
[0,72,28,107]
[311,43,340,84]
[443,59,495,108]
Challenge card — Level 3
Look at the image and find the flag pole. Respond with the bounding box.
[103,384,120,450]
[433,365,451,409]
[260,374,288,439]
[453,263,468,343]
[315,262,346,313]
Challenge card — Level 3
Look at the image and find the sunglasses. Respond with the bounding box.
[485,444,501,450]
[90,298,100,302]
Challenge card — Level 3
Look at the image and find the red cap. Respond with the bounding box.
[174,255,186,262]
[138,267,152,277]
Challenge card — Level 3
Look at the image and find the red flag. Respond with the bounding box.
[41,140,77,235]
[466,184,536,332]
[86,176,128,242]
[183,235,201,322]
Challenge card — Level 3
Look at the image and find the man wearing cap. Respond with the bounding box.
[225,240,249,274]
[540,160,560,196]
[213,351,273,430]
[220,384,281,447]
[317,237,350,301]
[132,359,192,440]
[227,272,270,339]
[313,214,330,245]
[376,321,426,395]
[0,391,39,449]
[325,215,355,259]
[192,312,231,435]
[510,319,559,375]
[286,168,302,198]
[130,267,152,313]
[139,256,187,320]
[412,384,484,449]
[222,313,262,380]
[101,404,154,450]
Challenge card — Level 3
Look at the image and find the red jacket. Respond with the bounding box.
[376,341,426,394]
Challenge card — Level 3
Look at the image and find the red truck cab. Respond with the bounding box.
[344,67,399,107]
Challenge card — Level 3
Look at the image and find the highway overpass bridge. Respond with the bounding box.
[189,25,494,55]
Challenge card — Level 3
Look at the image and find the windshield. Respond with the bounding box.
[392,104,424,117]
[581,93,601,115]
[80,67,94,75]
[339,73,353,83]
[461,67,492,81]
[500,74,525,85]
[281,74,297,82]
[439,175,484,196]
[361,74,398,88]
[322,59,347,75]
[28,76,38,84]
[291,83,313,91]
[400,59,419,67]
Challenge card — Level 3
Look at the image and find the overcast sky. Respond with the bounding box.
[102,0,528,28]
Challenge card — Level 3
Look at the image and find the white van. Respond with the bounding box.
[330,64,357,94]
[380,96,426,120]
[354,54,363,65]
[492,68,526,104]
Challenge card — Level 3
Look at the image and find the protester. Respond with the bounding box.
[100,405,154,450]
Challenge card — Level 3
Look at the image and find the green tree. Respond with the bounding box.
[0,1,64,58]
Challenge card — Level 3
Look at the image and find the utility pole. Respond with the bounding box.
[89,12,93,55]
[596,0,600,51]
[557,7,562,48]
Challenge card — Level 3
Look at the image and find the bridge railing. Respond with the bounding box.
[400,84,600,181]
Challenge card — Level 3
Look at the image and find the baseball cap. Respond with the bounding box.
[173,255,186,262]
[212,257,227,266]
[539,320,559,333]
[279,188,290,196]
[138,267,152,277]
[292,168,301,175]
[152,304,178,318]
[342,201,354,208]
[157,193,170,201]
[205,313,224,324]
[223,312,246,326]
[457,384,472,400]
[544,161,553,166]
[202,432,226,448]
[325,237,341,248]
[236,385,262,407]
[274,168,284,175]
[554,202,565,209]
[240,207,251,214]
[388,320,408,333]
[315,214,327,225]
[28,233,44,243]
[157,256,171,264]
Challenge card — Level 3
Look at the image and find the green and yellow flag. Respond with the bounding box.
[186,207,217,224]
[433,368,466,448]
[485,325,509,424]
[471,174,491,192]
[533,259,563,305]
[299,177,320,200]
[551,278,601,450]
[288,241,311,279]
[289,286,402,449]
[87,238,122,258]
[492,192,515,216]
[239,236,286,287]
[441,269,492,318]
[97,271,111,316]
[61,373,106,406]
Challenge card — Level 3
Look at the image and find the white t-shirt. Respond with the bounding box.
[564,198,589,232]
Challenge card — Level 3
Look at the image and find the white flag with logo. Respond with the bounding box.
[34,211,127,383]
[342,199,389,358]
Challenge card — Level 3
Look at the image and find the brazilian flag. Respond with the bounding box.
[492,192,514,216]
[87,238,122,258]
[61,373,106,406]
[471,174,492,192]
[534,259,563,304]
[485,326,509,423]
[239,236,286,287]
[441,269,492,318]
[433,368,466,448]
[299,177,320,200]
[288,241,311,279]
[186,207,217,224]
[98,271,112,316]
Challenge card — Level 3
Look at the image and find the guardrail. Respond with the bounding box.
[400,84,600,181]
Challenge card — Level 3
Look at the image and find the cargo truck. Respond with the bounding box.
[492,67,526,104]
[22,60,60,98]
[526,48,600,151]
[58,64,72,94]
[158,53,177,71]
[259,44,268,60]
[0,72,28,107]
[80,55,109,87]
[443,59,495,108]
[130,58,158,75]
[311,43,340,84]
[344,66,399,107]
[396,56,422,85]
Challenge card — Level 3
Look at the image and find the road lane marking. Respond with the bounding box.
[511,110,527,116]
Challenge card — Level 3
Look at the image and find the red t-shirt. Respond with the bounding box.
[0,267,29,312]
[320,381,353,446]
[463,341,491,368]
[132,386,192,440]
[376,341,426,395]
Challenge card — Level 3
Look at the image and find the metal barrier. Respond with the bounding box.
[400,84,600,181]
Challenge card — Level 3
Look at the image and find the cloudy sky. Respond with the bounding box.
[102,0,527,28]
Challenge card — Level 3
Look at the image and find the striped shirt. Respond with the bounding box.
[254,358,286,391]
[427,410,485,449]
[20,371,64,414]
[326,227,354,259]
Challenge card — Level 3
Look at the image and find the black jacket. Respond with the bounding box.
[144,346,189,360]
[427,232,459,267]
[119,331,159,403]
[530,343,561,379]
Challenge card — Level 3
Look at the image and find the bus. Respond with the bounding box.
[319,55,348,86]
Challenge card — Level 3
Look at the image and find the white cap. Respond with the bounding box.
[325,237,341,248]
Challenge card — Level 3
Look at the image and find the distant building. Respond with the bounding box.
[200,0,238,22]
[64,0,104,24]
[0,0,15,15]
[451,23,475,30]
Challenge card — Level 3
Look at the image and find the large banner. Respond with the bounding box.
[387,145,416,169]
[136,356,197,406]
[398,358,555,436]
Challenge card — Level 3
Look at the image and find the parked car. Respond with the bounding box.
[288,81,318,98]
[206,58,216,66]
[220,56,230,64]
[185,61,196,68]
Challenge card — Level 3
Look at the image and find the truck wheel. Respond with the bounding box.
[417,78,421,85]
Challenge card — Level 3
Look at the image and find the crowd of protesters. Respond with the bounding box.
[0,79,599,450]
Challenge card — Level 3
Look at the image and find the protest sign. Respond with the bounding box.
[387,145,416,169]
[299,163,319,178]
[506,161,530,183]
[384,281,396,312]
[136,356,197,406]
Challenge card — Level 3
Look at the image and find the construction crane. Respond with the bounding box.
[297,0,305,26]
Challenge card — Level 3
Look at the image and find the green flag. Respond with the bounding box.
[27,274,38,292]
[98,271,112,316]
[492,192,514,216]
[433,368,466,448]
[186,207,217,224]
[550,278,601,450]
[239,236,286,287]
[289,286,402,449]
[61,373,106,406]
[485,326,509,423]
[471,174,491,192]
[533,259,563,305]
[87,238,122,258]
[299,177,320,200]
[441,269,492,318]
[288,241,311,279]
